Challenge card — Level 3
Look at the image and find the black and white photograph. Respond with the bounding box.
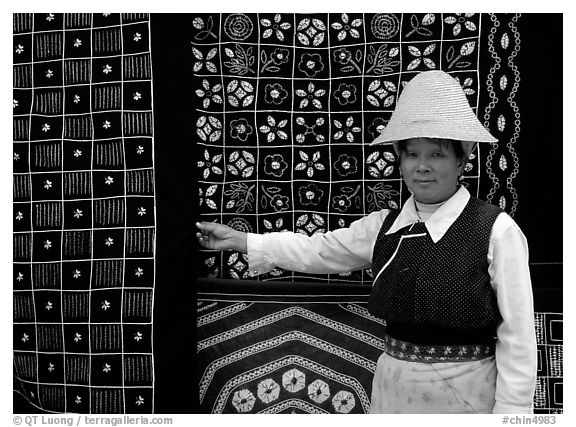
[10,6,568,424]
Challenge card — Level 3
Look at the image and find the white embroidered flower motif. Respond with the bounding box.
[297,17,326,46]
[73,269,81,279]
[102,300,111,310]
[192,47,218,73]
[295,150,325,178]
[135,267,144,277]
[73,95,81,103]
[44,240,52,249]
[366,150,395,178]
[258,115,288,143]
[105,237,114,246]
[133,92,142,101]
[196,115,223,143]
[260,14,292,41]
[74,38,82,48]
[331,13,363,41]
[22,333,29,343]
[46,69,53,78]
[226,79,255,108]
[454,75,476,96]
[74,149,82,157]
[137,207,146,216]
[15,211,24,221]
[366,79,397,108]
[44,180,53,189]
[444,13,477,37]
[257,378,280,404]
[199,185,218,210]
[45,301,53,310]
[13,99,19,109]
[102,363,112,373]
[295,82,326,109]
[195,79,223,109]
[103,120,111,129]
[16,272,24,281]
[103,64,113,74]
[74,332,82,342]
[73,209,83,219]
[135,396,145,406]
[296,213,326,236]
[15,44,24,54]
[104,176,114,185]
[133,32,142,42]
[42,123,51,132]
[46,13,55,22]
[75,396,82,405]
[134,332,143,341]
[227,150,255,178]
[231,389,256,413]
[197,149,223,180]
[48,363,55,372]
[332,390,355,413]
[282,368,306,393]
[295,116,326,143]
[136,146,145,155]
[333,116,362,142]
[308,379,331,404]
[406,44,437,70]
[14,152,20,161]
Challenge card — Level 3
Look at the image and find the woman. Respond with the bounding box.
[196,70,536,414]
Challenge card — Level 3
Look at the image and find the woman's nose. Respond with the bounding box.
[416,162,431,172]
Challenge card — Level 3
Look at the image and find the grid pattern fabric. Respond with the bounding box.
[192,13,519,283]
[13,13,156,413]
[533,312,563,413]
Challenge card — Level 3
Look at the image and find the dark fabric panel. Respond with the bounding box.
[150,13,199,413]
[514,14,562,266]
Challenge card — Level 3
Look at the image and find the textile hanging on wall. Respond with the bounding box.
[192,13,521,283]
[13,13,156,413]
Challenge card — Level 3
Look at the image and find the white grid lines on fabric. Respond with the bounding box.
[146,18,158,415]
[15,51,152,67]
[28,14,42,405]
[118,17,127,413]
[59,23,68,410]
[217,14,226,277]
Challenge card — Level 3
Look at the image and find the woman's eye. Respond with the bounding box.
[433,152,444,157]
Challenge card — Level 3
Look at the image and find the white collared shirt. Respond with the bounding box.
[247,186,536,413]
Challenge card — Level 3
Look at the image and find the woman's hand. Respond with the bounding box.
[195,221,248,253]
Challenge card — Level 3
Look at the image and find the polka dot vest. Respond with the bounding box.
[368,197,503,331]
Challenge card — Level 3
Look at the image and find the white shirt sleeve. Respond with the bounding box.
[246,210,388,276]
[489,213,537,414]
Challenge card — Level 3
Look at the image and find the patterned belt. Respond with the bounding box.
[382,334,495,363]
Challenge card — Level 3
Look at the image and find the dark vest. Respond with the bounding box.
[368,197,503,333]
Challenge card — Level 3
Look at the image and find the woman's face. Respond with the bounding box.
[399,138,463,204]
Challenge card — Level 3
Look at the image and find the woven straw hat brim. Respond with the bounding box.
[370,70,497,146]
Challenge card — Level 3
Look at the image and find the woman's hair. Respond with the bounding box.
[396,138,466,162]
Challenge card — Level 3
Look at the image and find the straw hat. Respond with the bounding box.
[370,70,497,152]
